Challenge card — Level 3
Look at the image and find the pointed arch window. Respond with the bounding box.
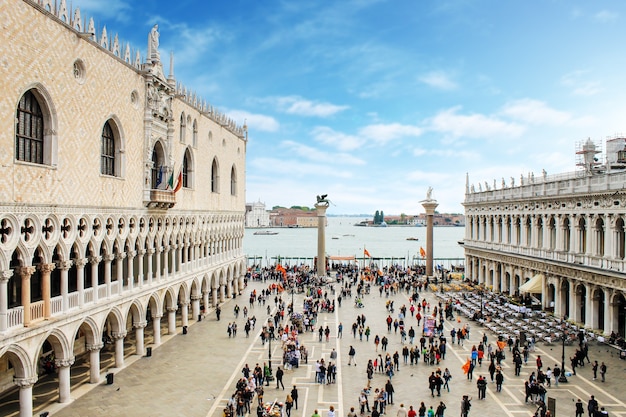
[211,158,219,193]
[192,119,198,147]
[230,165,237,196]
[151,142,166,189]
[16,90,44,164]
[101,121,115,176]
[182,148,192,188]
[179,113,186,143]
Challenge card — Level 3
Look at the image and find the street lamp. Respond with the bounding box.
[558,326,568,383]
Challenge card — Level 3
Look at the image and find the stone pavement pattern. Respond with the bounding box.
[41,280,626,417]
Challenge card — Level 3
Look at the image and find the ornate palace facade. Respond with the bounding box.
[463,139,626,338]
[0,1,247,415]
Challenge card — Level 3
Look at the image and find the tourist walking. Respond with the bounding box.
[600,362,607,382]
[348,345,357,366]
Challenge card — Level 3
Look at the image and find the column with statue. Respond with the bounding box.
[420,187,438,277]
[315,194,330,277]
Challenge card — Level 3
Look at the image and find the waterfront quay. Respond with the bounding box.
[18,276,625,417]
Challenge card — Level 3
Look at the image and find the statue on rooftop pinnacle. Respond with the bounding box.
[149,24,160,61]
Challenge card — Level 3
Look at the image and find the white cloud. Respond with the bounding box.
[272,96,349,117]
[282,140,366,165]
[311,126,365,151]
[594,10,619,22]
[500,99,571,125]
[225,110,279,132]
[419,71,457,91]
[561,71,602,96]
[359,123,423,144]
[428,107,525,139]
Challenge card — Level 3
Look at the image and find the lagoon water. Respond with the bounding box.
[244,216,465,266]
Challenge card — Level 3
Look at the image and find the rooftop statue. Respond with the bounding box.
[149,24,160,61]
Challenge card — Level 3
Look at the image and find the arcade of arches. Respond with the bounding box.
[0,212,245,417]
[465,252,626,338]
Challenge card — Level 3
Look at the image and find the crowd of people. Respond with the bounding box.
[221,262,616,417]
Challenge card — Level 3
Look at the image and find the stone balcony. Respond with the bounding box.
[145,189,176,209]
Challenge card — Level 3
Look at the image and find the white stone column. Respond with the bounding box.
[86,344,102,383]
[315,201,329,276]
[75,258,87,308]
[155,247,162,281]
[0,270,13,331]
[127,250,136,291]
[554,277,562,318]
[162,245,170,279]
[40,263,55,319]
[191,295,200,321]
[585,283,594,329]
[112,331,127,368]
[137,249,145,288]
[167,307,177,335]
[181,302,189,327]
[134,321,147,356]
[602,288,612,335]
[103,254,113,298]
[219,285,225,303]
[55,357,75,401]
[608,294,619,336]
[14,376,37,417]
[19,266,35,326]
[569,279,577,321]
[421,198,439,277]
[115,253,125,292]
[57,261,71,312]
[152,314,162,345]
[89,256,101,303]
[146,248,155,285]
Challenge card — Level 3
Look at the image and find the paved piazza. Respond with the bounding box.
[26,280,626,417]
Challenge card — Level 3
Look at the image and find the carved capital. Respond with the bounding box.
[18,266,36,279]
[13,376,38,388]
[56,260,73,271]
[89,256,102,265]
[0,270,14,282]
[112,331,127,340]
[147,248,156,255]
[38,263,56,274]
[55,357,76,367]
[138,249,146,256]
[116,253,127,261]
[127,250,137,259]
[134,321,148,329]
[190,295,201,301]
[163,245,170,252]
[74,258,88,268]
[152,313,163,319]
[103,254,116,262]
[85,344,103,353]
[167,306,178,313]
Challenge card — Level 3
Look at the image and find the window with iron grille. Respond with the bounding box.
[16,90,44,164]
[101,121,115,176]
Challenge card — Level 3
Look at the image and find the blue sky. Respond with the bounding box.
[76,0,626,215]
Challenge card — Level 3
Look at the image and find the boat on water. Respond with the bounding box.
[253,230,279,235]
[406,237,419,241]
[332,235,339,239]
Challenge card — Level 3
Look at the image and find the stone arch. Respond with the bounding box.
[72,315,100,348]
[0,344,33,380]
[38,327,72,361]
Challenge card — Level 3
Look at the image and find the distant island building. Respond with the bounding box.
[245,201,271,228]
[463,137,626,337]
[270,207,320,228]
